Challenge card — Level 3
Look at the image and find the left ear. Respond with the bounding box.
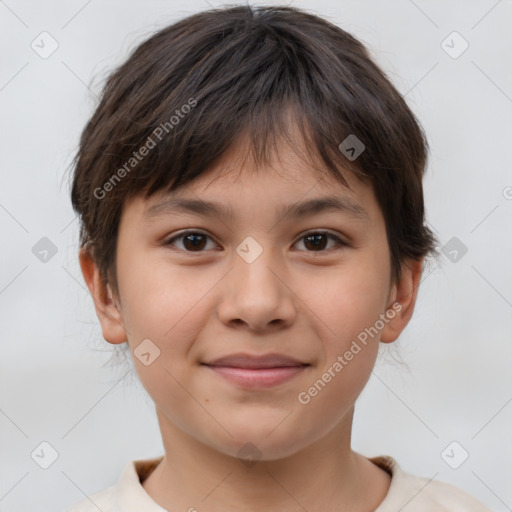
[380,257,424,344]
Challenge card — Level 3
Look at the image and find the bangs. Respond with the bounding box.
[104,23,375,205]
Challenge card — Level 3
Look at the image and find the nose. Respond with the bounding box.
[216,246,297,332]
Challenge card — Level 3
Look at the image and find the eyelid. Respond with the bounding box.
[292,230,348,251]
[164,229,348,253]
[164,229,220,250]
[294,228,345,242]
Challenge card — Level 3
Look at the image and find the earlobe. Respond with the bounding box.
[78,248,128,345]
[380,258,424,344]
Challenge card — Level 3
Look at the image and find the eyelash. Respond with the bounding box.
[164,230,348,254]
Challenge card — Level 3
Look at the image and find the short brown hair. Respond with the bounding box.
[70,4,438,298]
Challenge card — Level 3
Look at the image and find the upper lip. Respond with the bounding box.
[202,353,309,369]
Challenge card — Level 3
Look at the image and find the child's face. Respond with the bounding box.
[84,138,420,461]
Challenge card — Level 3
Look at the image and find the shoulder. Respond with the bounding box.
[65,485,116,512]
[371,455,492,512]
[64,457,165,512]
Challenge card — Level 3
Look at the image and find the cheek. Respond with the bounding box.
[117,258,214,420]
[118,253,214,343]
[300,259,389,346]
[287,263,385,392]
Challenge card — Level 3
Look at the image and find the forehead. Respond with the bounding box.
[144,136,376,220]
[119,132,382,234]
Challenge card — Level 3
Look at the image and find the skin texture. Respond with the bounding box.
[80,135,423,511]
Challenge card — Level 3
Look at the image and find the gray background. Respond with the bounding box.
[1,1,511,510]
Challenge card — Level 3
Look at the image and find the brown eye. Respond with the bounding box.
[295,232,346,252]
[166,231,217,252]
[304,234,328,250]
[182,233,207,251]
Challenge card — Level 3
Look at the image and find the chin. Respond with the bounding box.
[206,420,311,463]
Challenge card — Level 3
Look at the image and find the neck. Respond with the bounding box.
[142,407,391,511]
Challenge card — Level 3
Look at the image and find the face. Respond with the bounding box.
[82,138,420,462]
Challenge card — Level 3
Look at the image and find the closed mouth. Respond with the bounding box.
[201,353,309,370]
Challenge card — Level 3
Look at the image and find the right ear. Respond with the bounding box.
[78,248,128,344]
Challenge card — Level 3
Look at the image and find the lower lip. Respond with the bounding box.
[204,365,307,388]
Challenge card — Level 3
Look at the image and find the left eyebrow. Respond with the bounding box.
[143,195,370,223]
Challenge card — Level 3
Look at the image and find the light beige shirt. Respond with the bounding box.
[65,455,492,511]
